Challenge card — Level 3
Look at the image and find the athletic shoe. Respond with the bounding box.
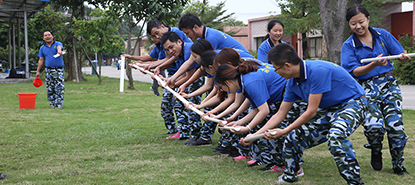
[183,137,198,145]
[55,104,63,109]
[370,150,382,171]
[296,166,304,176]
[247,160,257,165]
[0,173,9,179]
[234,156,250,161]
[260,164,276,171]
[247,160,264,167]
[228,147,241,157]
[190,137,212,146]
[270,165,286,173]
[393,167,409,175]
[213,145,230,153]
[174,137,189,141]
[276,174,293,184]
[166,132,180,139]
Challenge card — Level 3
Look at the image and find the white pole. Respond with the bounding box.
[360,53,415,63]
[24,9,29,78]
[119,56,125,92]
[131,64,226,124]
[244,131,277,142]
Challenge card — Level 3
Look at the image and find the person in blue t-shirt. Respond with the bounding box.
[341,4,410,175]
[165,13,251,88]
[257,19,286,64]
[36,30,65,109]
[213,52,289,172]
[158,32,202,142]
[252,43,368,184]
[125,20,192,136]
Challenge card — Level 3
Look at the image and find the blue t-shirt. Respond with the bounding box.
[38,41,64,67]
[258,38,286,64]
[283,60,365,109]
[341,27,404,80]
[203,26,249,54]
[149,26,192,60]
[241,67,286,109]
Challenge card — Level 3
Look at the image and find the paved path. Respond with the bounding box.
[86,66,415,110]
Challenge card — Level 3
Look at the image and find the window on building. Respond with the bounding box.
[309,37,323,58]
[254,36,266,51]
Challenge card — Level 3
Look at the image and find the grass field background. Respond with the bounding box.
[0,75,414,184]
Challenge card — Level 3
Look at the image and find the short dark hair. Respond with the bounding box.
[178,13,203,30]
[191,39,213,56]
[267,43,301,66]
[43,30,53,36]
[147,20,163,35]
[160,32,182,45]
[199,50,217,67]
[346,4,370,22]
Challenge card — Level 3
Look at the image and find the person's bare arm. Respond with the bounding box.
[166,55,196,87]
[36,57,45,78]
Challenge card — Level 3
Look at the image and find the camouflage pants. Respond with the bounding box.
[176,77,204,138]
[199,90,218,139]
[160,73,178,133]
[359,76,408,170]
[45,67,65,107]
[217,109,250,151]
[281,98,367,185]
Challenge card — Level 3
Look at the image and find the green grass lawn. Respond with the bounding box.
[0,75,414,184]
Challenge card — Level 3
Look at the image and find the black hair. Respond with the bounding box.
[191,39,213,56]
[346,4,370,22]
[265,19,284,40]
[43,30,53,36]
[160,32,182,45]
[178,13,203,30]
[147,20,163,35]
[267,43,301,66]
[199,50,217,68]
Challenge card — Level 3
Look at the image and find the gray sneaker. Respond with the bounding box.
[55,104,63,109]
[190,137,212,146]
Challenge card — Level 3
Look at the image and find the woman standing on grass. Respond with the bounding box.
[257,19,286,64]
[341,4,410,175]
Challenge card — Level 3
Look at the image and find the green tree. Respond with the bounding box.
[100,0,187,90]
[73,9,124,84]
[184,0,236,31]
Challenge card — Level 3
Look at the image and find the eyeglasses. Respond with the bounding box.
[274,65,284,72]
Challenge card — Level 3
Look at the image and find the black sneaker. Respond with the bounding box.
[183,137,198,145]
[393,167,409,175]
[190,137,212,146]
[0,173,9,179]
[247,160,264,167]
[174,137,189,141]
[228,147,240,157]
[259,164,276,171]
[213,145,230,153]
[370,150,382,171]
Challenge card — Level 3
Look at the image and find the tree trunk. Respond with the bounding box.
[126,17,135,90]
[318,0,362,64]
[302,32,310,59]
[65,2,85,82]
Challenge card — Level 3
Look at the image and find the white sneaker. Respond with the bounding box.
[297,166,304,176]
[276,174,292,184]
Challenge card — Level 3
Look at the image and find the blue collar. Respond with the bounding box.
[167,25,172,32]
[294,60,307,84]
[43,40,56,47]
[267,38,282,48]
[352,27,380,48]
[202,26,207,40]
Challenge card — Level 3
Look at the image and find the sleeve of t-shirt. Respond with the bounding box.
[38,46,44,58]
[340,42,360,73]
[149,47,159,59]
[207,36,220,50]
[381,29,404,55]
[309,66,331,94]
[257,46,268,63]
[244,80,269,109]
[283,81,300,102]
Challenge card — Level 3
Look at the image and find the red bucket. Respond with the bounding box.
[33,77,43,88]
[17,93,37,109]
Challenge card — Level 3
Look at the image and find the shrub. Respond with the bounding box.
[392,34,415,85]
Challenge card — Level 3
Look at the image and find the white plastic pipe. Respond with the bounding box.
[132,64,227,124]
[244,131,277,142]
[119,56,125,92]
[218,126,241,131]
[53,51,67,58]
[360,53,415,63]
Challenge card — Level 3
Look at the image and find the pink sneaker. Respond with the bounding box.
[166,132,180,139]
[234,156,250,161]
[271,165,286,173]
[247,160,257,165]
